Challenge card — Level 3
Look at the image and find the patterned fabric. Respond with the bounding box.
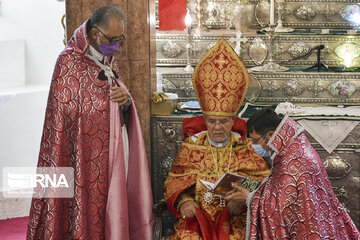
[246,116,360,240]
[164,131,270,240]
[26,20,154,240]
[192,38,249,117]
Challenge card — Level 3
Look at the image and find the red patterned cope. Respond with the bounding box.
[247,116,360,240]
[193,38,249,117]
[26,20,153,240]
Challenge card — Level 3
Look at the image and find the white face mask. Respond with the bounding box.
[252,144,271,157]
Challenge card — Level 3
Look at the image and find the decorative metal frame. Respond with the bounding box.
[151,116,184,203]
[160,72,196,99]
[156,70,360,104]
[249,0,360,29]
[156,33,360,68]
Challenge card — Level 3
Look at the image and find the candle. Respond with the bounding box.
[270,0,275,25]
[185,11,192,35]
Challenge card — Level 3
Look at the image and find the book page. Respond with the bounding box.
[200,179,215,191]
[213,172,247,195]
[200,172,260,195]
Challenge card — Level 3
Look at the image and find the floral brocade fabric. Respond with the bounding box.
[247,117,360,240]
[27,21,118,240]
[192,38,249,117]
[164,132,270,240]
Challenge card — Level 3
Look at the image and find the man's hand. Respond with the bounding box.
[225,182,250,203]
[110,86,128,107]
[227,201,243,216]
[179,201,199,218]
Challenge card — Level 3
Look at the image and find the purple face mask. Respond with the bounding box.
[98,41,120,56]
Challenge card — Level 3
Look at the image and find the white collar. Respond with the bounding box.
[191,131,241,147]
[89,45,105,62]
[209,136,230,148]
[85,49,114,85]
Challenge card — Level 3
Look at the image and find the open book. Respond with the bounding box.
[200,172,260,196]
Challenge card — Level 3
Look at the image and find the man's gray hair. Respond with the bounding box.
[88,6,126,31]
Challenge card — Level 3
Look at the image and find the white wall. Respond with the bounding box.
[0,0,64,168]
[0,87,49,219]
[0,87,49,168]
[0,38,25,87]
[1,0,65,86]
[0,0,65,216]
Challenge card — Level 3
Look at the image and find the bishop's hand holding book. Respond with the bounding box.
[200,171,261,196]
[199,171,261,211]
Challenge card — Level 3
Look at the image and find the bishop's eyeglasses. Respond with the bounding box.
[94,26,126,44]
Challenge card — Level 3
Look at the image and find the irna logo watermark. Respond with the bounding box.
[2,167,74,198]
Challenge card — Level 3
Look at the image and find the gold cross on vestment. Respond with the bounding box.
[214,54,229,70]
[104,66,115,85]
[105,66,115,78]
[212,82,227,99]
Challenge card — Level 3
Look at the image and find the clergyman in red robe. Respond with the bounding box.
[227,107,360,239]
[26,6,154,240]
[164,38,270,240]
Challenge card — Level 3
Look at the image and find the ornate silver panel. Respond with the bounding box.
[249,37,268,65]
[160,40,185,58]
[157,69,196,100]
[151,116,185,203]
[288,42,312,58]
[157,69,360,104]
[250,0,360,29]
[317,150,360,228]
[280,79,305,96]
[156,0,360,29]
[251,72,360,104]
[332,186,350,211]
[323,155,352,179]
[156,33,360,67]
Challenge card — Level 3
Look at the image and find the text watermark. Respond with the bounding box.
[2,167,74,198]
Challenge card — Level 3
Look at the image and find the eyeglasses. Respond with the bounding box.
[94,26,126,43]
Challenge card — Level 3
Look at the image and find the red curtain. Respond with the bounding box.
[158,0,187,30]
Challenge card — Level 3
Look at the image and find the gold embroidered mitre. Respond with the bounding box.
[192,38,249,116]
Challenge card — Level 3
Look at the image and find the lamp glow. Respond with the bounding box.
[335,42,360,68]
[342,52,355,68]
[340,5,360,24]
[349,13,360,24]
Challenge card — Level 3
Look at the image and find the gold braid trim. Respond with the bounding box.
[176,194,195,212]
[240,169,271,176]
[168,171,199,177]
[181,141,209,150]
[182,136,249,151]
